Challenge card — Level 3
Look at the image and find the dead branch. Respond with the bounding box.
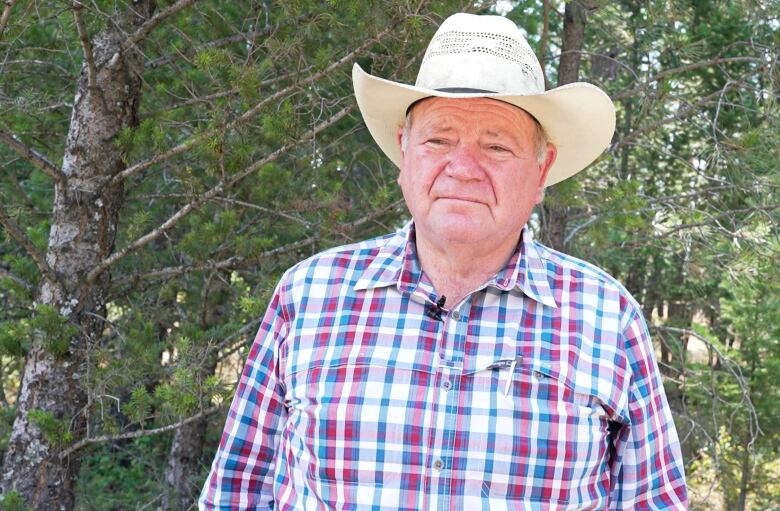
[110,235,317,289]
[89,105,351,283]
[0,130,64,183]
[0,266,33,292]
[121,0,196,52]
[0,0,16,40]
[0,206,58,286]
[59,404,223,459]
[140,194,311,226]
[72,1,97,90]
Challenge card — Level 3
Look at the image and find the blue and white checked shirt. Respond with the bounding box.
[200,222,688,510]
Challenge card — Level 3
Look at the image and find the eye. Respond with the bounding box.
[426,138,448,146]
[488,144,510,153]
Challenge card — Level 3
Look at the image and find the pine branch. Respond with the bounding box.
[72,1,97,90]
[614,56,765,101]
[0,0,16,40]
[121,0,196,52]
[0,266,33,292]
[652,325,761,442]
[156,70,298,113]
[113,20,400,187]
[0,130,64,183]
[59,404,223,459]
[136,191,312,230]
[88,105,351,283]
[614,81,744,149]
[342,199,406,230]
[0,206,58,286]
[111,235,317,289]
[144,14,312,69]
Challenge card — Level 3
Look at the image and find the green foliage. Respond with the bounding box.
[27,410,73,448]
[0,321,29,357]
[125,387,153,425]
[75,436,170,511]
[0,406,16,455]
[0,491,31,511]
[29,305,78,358]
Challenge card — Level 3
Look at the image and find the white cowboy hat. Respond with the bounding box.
[353,13,616,187]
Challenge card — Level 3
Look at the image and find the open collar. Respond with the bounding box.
[353,222,557,309]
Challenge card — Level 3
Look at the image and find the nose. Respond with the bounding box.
[445,143,484,180]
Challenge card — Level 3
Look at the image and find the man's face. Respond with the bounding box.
[397,97,556,250]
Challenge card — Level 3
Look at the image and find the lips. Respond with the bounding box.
[437,195,485,205]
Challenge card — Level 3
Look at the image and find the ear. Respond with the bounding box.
[396,127,406,185]
[534,143,557,203]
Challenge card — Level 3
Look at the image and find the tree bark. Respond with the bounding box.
[0,3,154,509]
[539,0,594,250]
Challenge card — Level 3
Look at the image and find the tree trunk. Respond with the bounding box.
[162,271,229,509]
[162,359,216,509]
[539,0,594,250]
[0,4,154,509]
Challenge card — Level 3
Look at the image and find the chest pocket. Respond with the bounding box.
[462,357,612,504]
[282,343,436,488]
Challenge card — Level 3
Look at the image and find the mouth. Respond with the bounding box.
[437,196,485,205]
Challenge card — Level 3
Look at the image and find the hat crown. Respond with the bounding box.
[416,13,545,94]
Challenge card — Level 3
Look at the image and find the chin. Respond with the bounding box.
[425,217,494,245]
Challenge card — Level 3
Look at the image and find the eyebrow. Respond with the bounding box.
[484,130,504,138]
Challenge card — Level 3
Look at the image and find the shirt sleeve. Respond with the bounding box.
[608,307,689,510]
[199,281,290,510]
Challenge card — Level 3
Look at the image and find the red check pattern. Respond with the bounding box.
[200,222,688,510]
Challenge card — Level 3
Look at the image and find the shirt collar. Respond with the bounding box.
[353,222,558,309]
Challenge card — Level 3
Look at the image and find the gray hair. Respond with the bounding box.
[400,106,552,164]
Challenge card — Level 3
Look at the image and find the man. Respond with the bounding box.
[200,13,688,510]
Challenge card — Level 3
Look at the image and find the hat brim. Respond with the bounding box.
[353,64,616,187]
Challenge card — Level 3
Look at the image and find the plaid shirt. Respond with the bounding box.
[200,223,688,510]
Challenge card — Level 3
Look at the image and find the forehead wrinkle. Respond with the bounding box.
[413,98,537,141]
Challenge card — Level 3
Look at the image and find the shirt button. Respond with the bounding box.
[451,310,461,321]
[433,459,444,471]
[442,380,452,391]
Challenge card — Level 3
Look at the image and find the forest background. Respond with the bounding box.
[0,0,777,509]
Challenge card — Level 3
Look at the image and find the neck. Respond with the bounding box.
[414,228,520,306]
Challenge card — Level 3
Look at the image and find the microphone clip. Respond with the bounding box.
[426,295,447,321]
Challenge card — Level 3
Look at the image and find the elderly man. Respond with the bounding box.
[200,13,688,510]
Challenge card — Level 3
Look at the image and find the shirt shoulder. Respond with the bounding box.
[277,230,399,300]
[533,241,642,320]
